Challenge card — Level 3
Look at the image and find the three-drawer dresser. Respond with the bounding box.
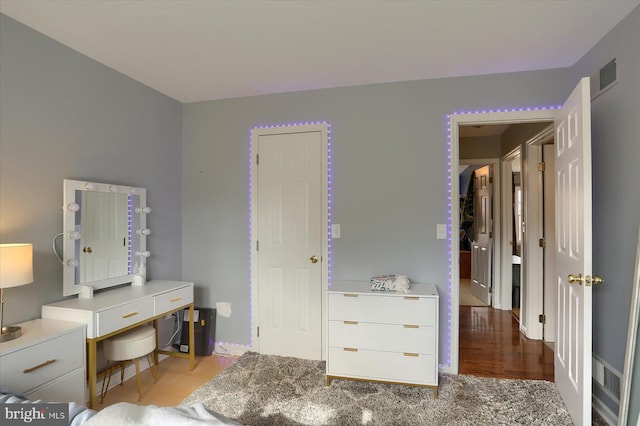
[326,281,439,396]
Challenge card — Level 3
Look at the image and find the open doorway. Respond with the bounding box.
[457,121,555,381]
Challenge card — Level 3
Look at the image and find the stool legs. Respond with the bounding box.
[100,354,159,403]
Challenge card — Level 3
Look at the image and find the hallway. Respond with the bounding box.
[459,305,554,381]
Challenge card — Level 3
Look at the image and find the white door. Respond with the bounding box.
[554,77,593,425]
[80,191,129,282]
[471,165,492,305]
[256,130,323,360]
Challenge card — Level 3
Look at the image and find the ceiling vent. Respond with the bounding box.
[591,58,617,100]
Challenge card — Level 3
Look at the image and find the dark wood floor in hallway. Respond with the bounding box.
[459,306,554,381]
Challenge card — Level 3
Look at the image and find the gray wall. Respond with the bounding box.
[181,69,572,363]
[570,4,640,415]
[0,14,184,326]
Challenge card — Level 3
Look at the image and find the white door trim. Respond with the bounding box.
[250,123,330,359]
[500,147,521,313]
[449,109,556,374]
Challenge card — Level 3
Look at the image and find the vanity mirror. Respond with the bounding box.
[62,179,150,298]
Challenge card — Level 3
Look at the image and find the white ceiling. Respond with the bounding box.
[1,0,638,103]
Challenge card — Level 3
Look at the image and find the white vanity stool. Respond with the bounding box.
[100,325,159,403]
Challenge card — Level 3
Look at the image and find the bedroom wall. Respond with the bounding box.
[181,68,572,364]
[570,4,640,416]
[0,15,184,327]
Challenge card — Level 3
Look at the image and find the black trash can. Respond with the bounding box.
[179,307,216,356]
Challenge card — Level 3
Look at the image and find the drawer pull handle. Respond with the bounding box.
[23,359,56,374]
[343,321,358,325]
[121,311,139,319]
[343,347,358,352]
[403,324,419,329]
[343,294,358,298]
[404,296,419,300]
[169,297,183,303]
[403,352,419,357]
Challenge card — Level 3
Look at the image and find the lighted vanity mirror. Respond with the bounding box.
[62,179,149,298]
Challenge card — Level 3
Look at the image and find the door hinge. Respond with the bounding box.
[256,154,259,165]
[257,326,259,337]
[256,240,259,251]
[538,162,545,172]
[539,314,546,324]
[489,176,493,184]
[489,231,493,238]
[539,238,545,248]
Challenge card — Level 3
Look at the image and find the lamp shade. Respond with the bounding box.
[0,244,34,289]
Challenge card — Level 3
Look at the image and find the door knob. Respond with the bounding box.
[568,274,584,285]
[310,255,318,264]
[83,247,93,253]
[568,274,604,286]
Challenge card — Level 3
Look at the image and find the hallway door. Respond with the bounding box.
[471,165,493,305]
[554,77,593,426]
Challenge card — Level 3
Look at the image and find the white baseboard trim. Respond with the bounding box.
[214,342,250,356]
[593,394,618,426]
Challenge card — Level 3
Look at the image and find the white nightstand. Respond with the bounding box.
[0,319,86,405]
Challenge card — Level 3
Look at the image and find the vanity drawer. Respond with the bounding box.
[328,321,436,354]
[327,293,437,325]
[327,346,437,386]
[97,299,154,336]
[0,328,84,394]
[155,285,193,315]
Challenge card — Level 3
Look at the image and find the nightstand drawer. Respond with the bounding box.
[327,293,437,325]
[0,328,84,394]
[155,285,193,315]
[97,299,154,336]
[328,320,436,354]
[27,369,85,405]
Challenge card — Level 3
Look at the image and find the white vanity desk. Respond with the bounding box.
[42,279,195,409]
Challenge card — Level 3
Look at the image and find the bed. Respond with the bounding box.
[0,388,239,426]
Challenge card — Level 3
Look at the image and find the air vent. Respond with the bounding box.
[593,355,621,402]
[591,58,618,100]
[599,59,617,91]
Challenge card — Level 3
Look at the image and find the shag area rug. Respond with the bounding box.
[183,352,576,425]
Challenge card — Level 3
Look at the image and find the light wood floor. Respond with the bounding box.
[97,354,238,410]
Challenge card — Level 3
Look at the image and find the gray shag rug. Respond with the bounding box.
[182,352,582,425]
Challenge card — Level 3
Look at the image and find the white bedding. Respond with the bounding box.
[85,402,240,426]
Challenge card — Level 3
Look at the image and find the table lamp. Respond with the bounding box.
[0,243,33,342]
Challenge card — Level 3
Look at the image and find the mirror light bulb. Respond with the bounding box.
[136,250,151,258]
[137,228,151,235]
[84,182,96,190]
[69,231,81,240]
[66,203,80,212]
[142,206,151,214]
[67,259,79,267]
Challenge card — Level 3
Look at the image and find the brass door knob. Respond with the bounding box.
[83,246,93,253]
[310,255,319,264]
[568,274,584,285]
[568,274,604,286]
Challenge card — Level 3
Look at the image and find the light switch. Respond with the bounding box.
[332,224,341,238]
[436,224,447,240]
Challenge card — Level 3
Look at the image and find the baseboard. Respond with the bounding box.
[593,394,618,426]
[214,342,250,356]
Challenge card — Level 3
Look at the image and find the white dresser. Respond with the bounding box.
[0,319,86,405]
[42,279,195,408]
[326,281,439,395]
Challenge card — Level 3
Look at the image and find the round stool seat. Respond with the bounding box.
[104,325,156,361]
